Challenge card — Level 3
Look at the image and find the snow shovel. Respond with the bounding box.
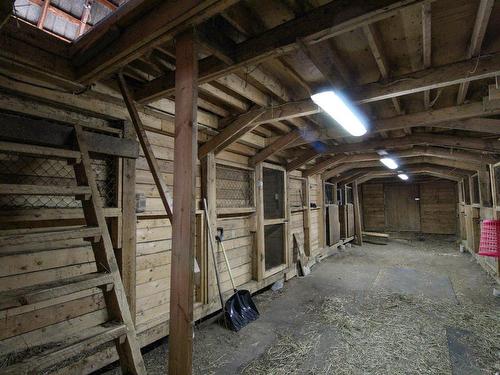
[203,199,259,332]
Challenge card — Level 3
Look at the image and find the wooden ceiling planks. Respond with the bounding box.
[1,0,500,173]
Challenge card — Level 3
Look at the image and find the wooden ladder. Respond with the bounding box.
[0,125,146,374]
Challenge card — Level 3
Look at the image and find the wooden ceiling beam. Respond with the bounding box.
[305,145,496,177]
[0,19,77,88]
[297,40,344,88]
[249,129,302,166]
[293,133,500,168]
[323,133,500,154]
[358,168,463,184]
[351,52,500,104]
[210,53,500,137]
[37,0,50,28]
[373,100,500,133]
[362,23,404,115]
[72,0,237,83]
[434,118,500,135]
[134,0,434,102]
[198,107,266,158]
[324,158,473,179]
[286,146,324,171]
[456,0,494,105]
[422,3,432,108]
[303,155,348,177]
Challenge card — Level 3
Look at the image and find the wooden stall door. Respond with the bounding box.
[262,165,288,276]
[384,184,421,232]
[326,205,340,245]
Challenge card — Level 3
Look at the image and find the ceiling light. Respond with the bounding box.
[380,157,398,169]
[398,173,409,181]
[311,91,367,136]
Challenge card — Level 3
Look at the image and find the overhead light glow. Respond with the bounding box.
[380,157,398,169]
[311,91,367,136]
[398,173,409,181]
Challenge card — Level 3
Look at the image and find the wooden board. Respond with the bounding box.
[384,184,421,232]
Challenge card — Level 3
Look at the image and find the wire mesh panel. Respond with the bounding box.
[0,152,117,209]
[288,177,304,209]
[216,164,254,209]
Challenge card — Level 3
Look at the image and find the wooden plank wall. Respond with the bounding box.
[420,181,457,234]
[361,183,385,231]
[362,180,457,235]
[0,91,351,373]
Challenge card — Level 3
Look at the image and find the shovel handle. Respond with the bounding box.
[218,240,236,291]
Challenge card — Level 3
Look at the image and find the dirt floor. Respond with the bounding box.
[101,235,499,374]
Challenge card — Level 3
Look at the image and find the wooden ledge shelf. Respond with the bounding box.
[217,207,256,215]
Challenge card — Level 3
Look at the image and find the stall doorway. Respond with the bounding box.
[263,166,287,275]
[385,184,421,232]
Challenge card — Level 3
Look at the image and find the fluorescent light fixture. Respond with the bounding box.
[380,157,398,169]
[398,173,409,181]
[311,91,367,136]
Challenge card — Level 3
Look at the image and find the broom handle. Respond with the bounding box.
[218,240,236,291]
[203,199,225,310]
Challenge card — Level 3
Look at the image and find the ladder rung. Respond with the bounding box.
[0,141,81,160]
[0,184,91,197]
[0,322,127,374]
[0,226,101,248]
[0,272,115,310]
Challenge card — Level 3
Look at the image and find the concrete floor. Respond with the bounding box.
[102,236,499,374]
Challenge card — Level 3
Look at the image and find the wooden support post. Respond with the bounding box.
[169,29,198,375]
[118,73,173,221]
[353,180,363,246]
[200,152,216,305]
[121,120,137,321]
[303,177,312,256]
[254,163,265,281]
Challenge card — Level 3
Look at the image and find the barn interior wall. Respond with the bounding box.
[0,89,335,373]
[361,180,458,235]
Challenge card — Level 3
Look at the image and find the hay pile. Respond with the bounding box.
[317,293,498,374]
[241,332,320,375]
[241,292,499,375]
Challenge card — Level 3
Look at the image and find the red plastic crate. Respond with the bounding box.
[478,219,500,258]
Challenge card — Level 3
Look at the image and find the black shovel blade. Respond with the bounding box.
[224,289,259,332]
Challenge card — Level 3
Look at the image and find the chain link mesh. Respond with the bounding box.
[216,164,254,209]
[0,153,117,209]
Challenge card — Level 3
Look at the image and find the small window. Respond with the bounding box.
[345,186,353,204]
[495,165,500,207]
[459,180,465,203]
[264,224,285,270]
[471,174,480,205]
[337,187,344,205]
[325,183,335,205]
[463,177,471,204]
[263,167,285,219]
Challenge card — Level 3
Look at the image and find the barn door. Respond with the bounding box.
[384,184,421,232]
[262,164,288,276]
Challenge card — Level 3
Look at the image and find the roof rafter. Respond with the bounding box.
[456,0,495,105]
[134,0,435,102]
